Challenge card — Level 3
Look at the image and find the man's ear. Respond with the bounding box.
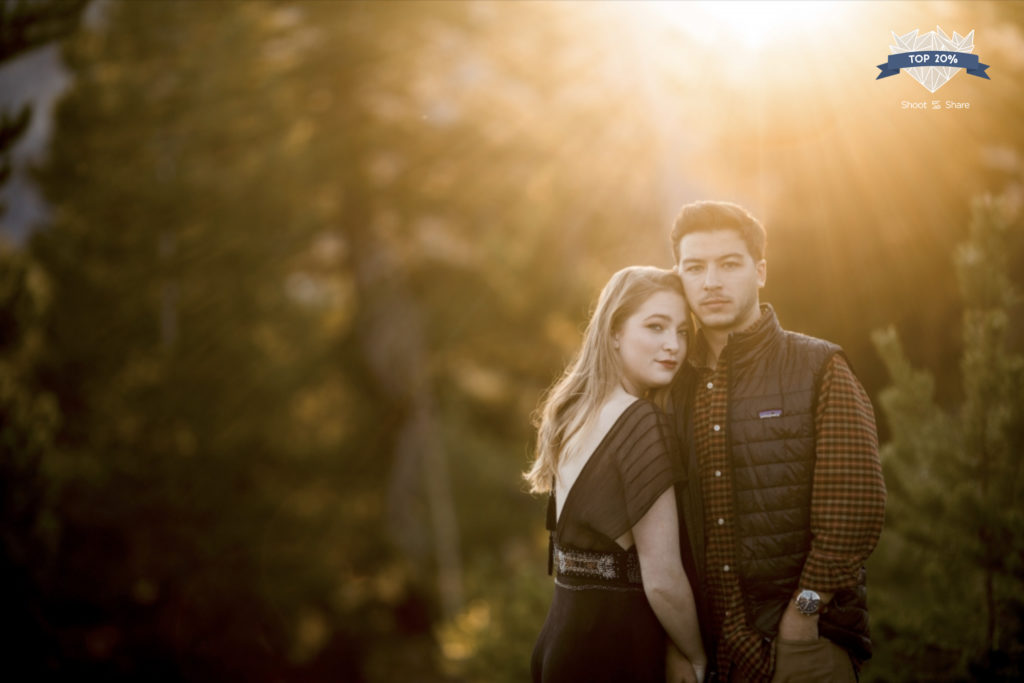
[756,259,767,289]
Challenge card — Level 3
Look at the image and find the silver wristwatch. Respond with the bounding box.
[794,589,822,616]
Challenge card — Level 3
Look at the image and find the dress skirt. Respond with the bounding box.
[530,577,666,683]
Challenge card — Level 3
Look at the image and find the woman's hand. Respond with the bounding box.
[665,641,690,683]
[666,642,705,683]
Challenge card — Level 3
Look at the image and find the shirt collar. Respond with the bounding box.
[688,303,777,371]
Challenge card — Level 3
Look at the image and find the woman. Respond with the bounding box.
[526,266,706,683]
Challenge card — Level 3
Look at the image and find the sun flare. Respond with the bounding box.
[637,1,862,50]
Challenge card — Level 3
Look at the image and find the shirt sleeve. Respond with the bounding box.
[610,401,684,539]
[800,354,887,592]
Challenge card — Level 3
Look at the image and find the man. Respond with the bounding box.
[669,200,886,682]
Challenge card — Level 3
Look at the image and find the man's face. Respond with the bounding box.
[676,229,766,335]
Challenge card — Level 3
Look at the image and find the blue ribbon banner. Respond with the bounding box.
[877,51,990,79]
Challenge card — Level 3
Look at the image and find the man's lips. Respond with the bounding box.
[701,298,730,306]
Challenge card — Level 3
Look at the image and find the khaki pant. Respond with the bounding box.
[769,638,856,683]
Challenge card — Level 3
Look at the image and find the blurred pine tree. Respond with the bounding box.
[869,194,1024,681]
[29,2,360,679]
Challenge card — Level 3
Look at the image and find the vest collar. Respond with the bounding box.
[725,303,783,361]
[689,303,782,370]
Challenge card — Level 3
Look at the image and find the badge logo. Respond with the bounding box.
[876,27,990,92]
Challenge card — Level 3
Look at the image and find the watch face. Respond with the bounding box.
[796,589,821,615]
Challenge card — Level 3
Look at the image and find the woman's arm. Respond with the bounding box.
[632,488,706,680]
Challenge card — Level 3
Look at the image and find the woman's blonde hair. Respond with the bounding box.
[524,266,687,493]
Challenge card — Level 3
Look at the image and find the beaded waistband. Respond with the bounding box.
[552,542,643,586]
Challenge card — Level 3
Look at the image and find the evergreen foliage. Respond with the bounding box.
[0,246,60,670]
[869,195,1024,681]
[22,1,662,678]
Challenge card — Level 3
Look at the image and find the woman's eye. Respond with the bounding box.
[648,324,663,332]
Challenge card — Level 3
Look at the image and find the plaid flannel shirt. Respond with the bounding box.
[691,317,886,682]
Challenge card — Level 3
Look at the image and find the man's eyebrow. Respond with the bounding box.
[682,253,745,263]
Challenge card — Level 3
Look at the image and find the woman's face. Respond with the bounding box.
[614,289,689,396]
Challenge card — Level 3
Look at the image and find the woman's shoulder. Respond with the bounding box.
[601,390,641,416]
[602,387,667,414]
[599,395,672,447]
[618,396,670,425]
[596,392,655,429]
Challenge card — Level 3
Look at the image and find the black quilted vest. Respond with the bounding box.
[677,306,872,663]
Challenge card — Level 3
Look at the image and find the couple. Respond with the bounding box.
[527,201,887,683]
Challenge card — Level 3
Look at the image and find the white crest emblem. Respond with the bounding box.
[887,27,976,92]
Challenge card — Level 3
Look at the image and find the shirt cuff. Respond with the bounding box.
[799,551,866,593]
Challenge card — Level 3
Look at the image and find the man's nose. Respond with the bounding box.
[703,266,721,288]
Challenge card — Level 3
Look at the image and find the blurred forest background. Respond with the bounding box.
[1,1,1023,681]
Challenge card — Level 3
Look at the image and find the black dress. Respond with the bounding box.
[531,399,684,683]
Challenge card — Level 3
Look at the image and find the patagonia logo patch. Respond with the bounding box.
[759,409,783,419]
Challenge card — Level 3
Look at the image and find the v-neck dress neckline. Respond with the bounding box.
[556,398,643,534]
[547,398,683,555]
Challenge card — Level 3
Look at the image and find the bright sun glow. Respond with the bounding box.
[639,0,861,50]
[541,0,986,258]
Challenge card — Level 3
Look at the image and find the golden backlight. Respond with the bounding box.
[502,0,1014,334]
[551,1,1006,234]
[637,0,863,50]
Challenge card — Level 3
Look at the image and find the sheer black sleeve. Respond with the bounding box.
[587,400,684,542]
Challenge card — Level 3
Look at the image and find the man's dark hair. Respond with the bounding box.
[670,200,767,264]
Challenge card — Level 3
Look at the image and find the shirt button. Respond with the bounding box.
[723,564,730,572]
[714,470,722,477]
[706,382,714,390]
[713,424,721,432]
[717,518,725,525]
